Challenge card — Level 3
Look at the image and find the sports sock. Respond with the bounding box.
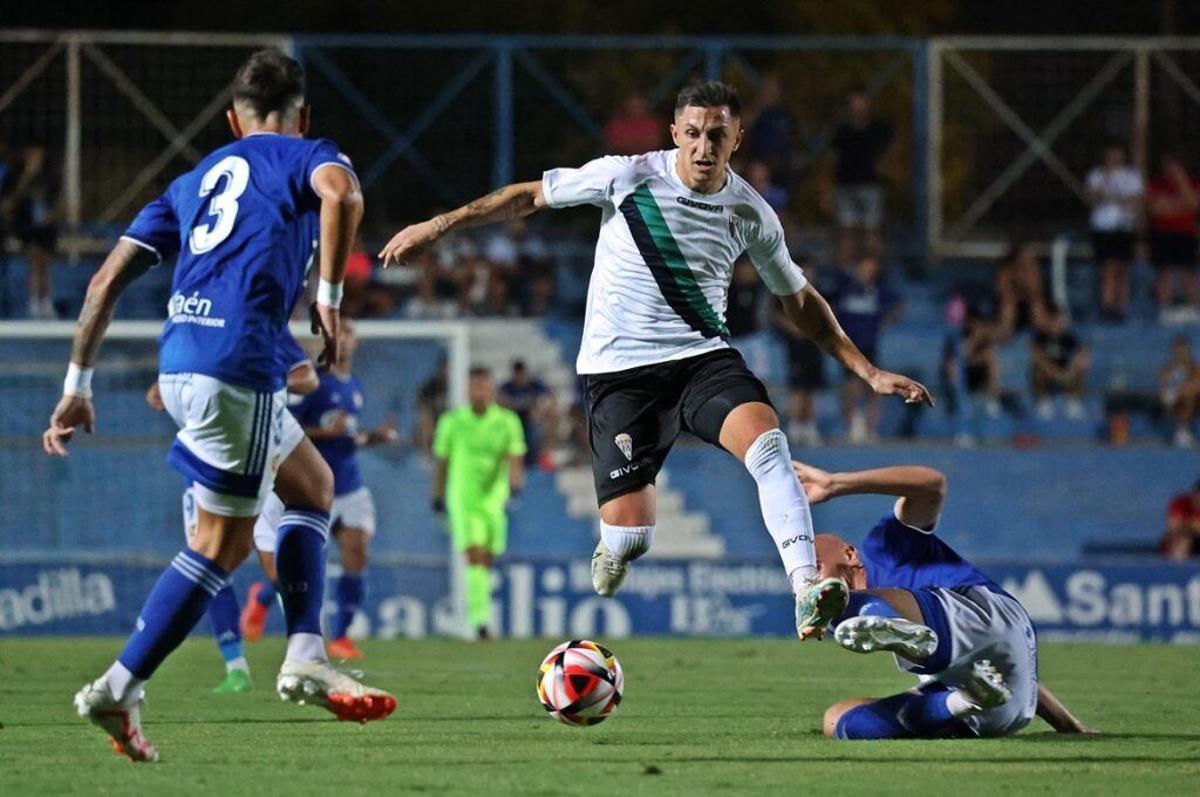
[113,549,229,696]
[275,506,330,663]
[466,564,492,631]
[946,690,983,717]
[835,690,965,740]
[599,522,655,561]
[255,581,278,607]
[833,591,904,627]
[333,572,365,640]
[743,429,817,592]
[208,583,248,673]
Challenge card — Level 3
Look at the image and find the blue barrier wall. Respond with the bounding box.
[4,558,1198,643]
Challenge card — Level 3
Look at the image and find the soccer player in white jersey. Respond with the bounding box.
[42,50,394,762]
[380,81,933,639]
[790,460,1095,739]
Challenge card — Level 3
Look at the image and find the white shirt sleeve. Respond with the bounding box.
[541,156,631,209]
[745,209,808,296]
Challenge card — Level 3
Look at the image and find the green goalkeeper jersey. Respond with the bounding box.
[434,403,527,508]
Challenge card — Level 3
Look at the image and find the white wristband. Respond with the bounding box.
[64,362,94,399]
[317,278,344,309]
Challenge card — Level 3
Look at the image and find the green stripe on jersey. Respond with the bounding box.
[629,185,729,337]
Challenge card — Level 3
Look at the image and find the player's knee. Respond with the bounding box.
[823,698,873,739]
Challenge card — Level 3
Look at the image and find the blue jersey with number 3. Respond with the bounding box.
[123,133,355,391]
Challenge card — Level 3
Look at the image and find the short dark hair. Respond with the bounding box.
[675,81,741,117]
[233,49,305,119]
[469,366,492,379]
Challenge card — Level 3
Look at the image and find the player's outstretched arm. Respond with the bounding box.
[43,240,157,457]
[779,286,934,407]
[312,165,364,369]
[792,461,946,529]
[1036,684,1098,734]
[378,181,547,267]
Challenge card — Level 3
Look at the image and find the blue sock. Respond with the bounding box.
[275,506,330,636]
[255,582,278,607]
[835,688,961,740]
[118,549,229,679]
[833,591,904,628]
[333,572,365,639]
[208,583,244,665]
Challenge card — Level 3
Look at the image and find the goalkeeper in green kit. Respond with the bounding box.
[433,366,527,639]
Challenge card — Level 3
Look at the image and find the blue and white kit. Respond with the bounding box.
[123,132,357,516]
[859,504,1039,737]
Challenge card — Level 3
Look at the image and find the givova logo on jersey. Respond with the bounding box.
[167,291,226,328]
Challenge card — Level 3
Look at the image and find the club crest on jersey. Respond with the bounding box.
[615,433,633,461]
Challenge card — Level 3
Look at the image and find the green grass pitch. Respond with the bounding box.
[1,637,1197,795]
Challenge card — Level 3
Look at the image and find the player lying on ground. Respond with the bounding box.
[789,461,1095,739]
[380,80,932,639]
[243,318,400,659]
[433,367,526,640]
[148,328,319,693]
[42,49,394,762]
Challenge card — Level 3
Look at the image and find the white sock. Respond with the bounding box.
[226,657,250,675]
[285,632,329,664]
[103,661,146,705]
[600,522,655,561]
[743,429,817,593]
[946,690,982,717]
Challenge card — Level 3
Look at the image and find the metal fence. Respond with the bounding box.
[4,30,1200,261]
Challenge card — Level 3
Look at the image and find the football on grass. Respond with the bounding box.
[536,640,624,726]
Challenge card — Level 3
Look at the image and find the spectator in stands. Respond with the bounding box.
[404,251,459,319]
[414,358,449,453]
[1160,334,1200,449]
[829,255,901,443]
[744,73,795,186]
[995,241,1049,340]
[1030,303,1089,421]
[1161,478,1200,560]
[498,359,558,469]
[603,92,663,155]
[1085,142,1143,323]
[828,91,893,265]
[772,282,827,447]
[341,233,397,318]
[483,218,554,316]
[745,160,788,214]
[942,296,1004,432]
[1146,152,1200,319]
[1,145,59,319]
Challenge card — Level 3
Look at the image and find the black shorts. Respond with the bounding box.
[582,348,773,506]
[1149,230,1197,270]
[785,338,827,391]
[1091,230,1135,262]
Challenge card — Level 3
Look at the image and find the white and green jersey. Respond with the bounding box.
[542,148,807,375]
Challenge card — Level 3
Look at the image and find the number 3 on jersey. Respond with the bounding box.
[189,155,250,254]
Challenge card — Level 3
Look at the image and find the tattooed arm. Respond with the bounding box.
[379,181,545,267]
[43,240,157,456]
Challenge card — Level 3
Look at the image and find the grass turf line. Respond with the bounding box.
[0,638,1197,795]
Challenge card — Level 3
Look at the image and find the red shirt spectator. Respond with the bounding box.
[1147,163,1200,235]
[604,93,662,155]
[1161,480,1200,559]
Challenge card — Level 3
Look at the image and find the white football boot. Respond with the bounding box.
[958,659,1013,710]
[834,614,939,661]
[73,678,159,763]
[591,541,628,597]
[276,660,397,723]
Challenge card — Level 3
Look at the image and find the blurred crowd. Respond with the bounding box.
[4,77,1199,453]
